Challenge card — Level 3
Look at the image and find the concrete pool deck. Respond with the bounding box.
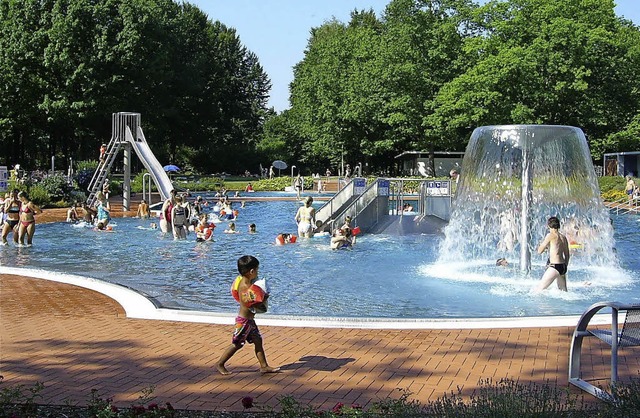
[1,203,638,412]
[2,272,639,413]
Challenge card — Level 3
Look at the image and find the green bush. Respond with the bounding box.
[75,160,99,172]
[177,176,224,192]
[26,184,51,207]
[250,177,297,191]
[602,189,627,202]
[38,173,72,201]
[598,176,627,194]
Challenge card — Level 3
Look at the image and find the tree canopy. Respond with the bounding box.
[1,0,639,176]
[273,0,640,174]
[0,0,271,173]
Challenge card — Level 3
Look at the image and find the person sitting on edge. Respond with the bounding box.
[66,204,79,223]
[216,255,280,375]
[536,216,570,292]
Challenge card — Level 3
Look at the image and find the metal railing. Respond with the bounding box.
[315,178,359,231]
[605,195,640,215]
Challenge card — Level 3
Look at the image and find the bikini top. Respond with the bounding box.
[6,201,21,213]
[20,204,31,214]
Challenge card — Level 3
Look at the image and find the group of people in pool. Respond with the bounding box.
[0,189,43,246]
[149,191,358,250]
[292,195,357,249]
[63,191,113,231]
[155,189,253,240]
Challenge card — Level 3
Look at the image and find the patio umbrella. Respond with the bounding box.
[163,164,180,172]
[272,160,287,170]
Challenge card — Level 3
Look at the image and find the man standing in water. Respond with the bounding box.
[536,216,570,292]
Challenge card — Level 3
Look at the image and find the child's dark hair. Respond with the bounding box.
[237,255,259,275]
[547,216,560,229]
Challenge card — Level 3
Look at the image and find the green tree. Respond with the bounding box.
[0,0,271,175]
[426,0,640,159]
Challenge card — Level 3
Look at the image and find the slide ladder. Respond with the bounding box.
[87,112,173,207]
[87,116,127,206]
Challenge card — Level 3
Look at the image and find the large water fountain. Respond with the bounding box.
[439,125,617,274]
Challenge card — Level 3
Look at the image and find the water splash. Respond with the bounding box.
[439,125,617,274]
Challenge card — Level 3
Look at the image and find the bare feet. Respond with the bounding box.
[216,363,231,375]
[260,366,281,374]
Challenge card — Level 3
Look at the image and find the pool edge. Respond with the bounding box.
[1,266,609,329]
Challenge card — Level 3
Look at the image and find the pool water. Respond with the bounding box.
[1,194,638,319]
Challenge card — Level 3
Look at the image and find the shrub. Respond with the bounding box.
[38,173,72,201]
[76,160,99,172]
[26,184,51,207]
[601,376,640,418]
[75,168,95,192]
[601,189,627,202]
[251,177,296,191]
[598,176,626,194]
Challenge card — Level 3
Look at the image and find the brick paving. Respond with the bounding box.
[2,274,638,413]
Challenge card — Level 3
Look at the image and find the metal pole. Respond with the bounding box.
[123,143,131,212]
[520,147,533,272]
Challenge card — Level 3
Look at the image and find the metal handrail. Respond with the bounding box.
[605,195,640,215]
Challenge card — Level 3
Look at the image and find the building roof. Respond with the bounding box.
[394,151,465,159]
[603,151,640,157]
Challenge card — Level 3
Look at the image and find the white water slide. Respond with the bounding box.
[125,126,173,202]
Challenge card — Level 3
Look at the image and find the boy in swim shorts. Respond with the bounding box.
[536,216,570,292]
[216,255,280,375]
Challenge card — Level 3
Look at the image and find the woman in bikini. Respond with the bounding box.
[294,196,316,238]
[2,189,21,245]
[17,191,42,246]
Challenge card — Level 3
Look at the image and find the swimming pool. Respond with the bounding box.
[1,194,638,319]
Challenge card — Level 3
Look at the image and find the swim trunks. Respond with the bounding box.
[232,316,261,348]
[548,263,568,275]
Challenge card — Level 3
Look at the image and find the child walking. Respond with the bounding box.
[216,255,280,375]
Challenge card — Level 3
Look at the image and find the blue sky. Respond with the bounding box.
[191,0,640,113]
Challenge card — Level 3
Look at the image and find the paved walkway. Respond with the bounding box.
[2,274,637,413]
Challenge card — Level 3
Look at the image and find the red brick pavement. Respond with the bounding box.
[1,274,638,413]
